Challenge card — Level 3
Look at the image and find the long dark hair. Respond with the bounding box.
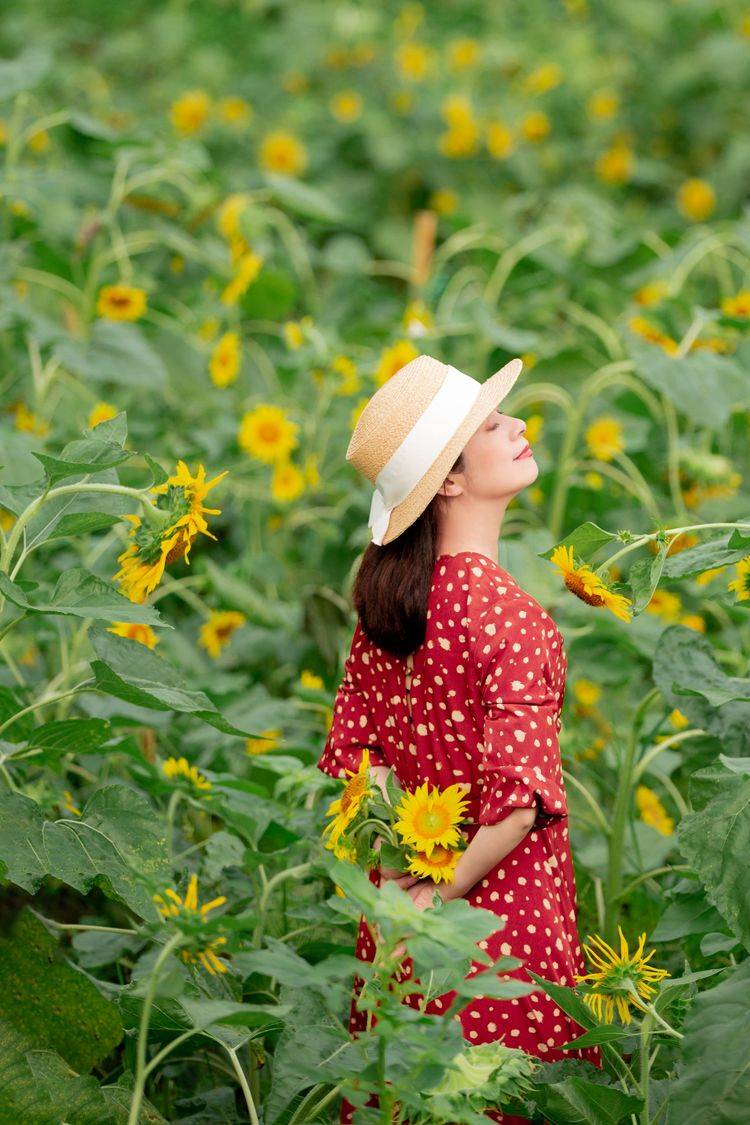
[351,448,466,658]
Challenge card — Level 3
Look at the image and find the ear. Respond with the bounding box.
[437,475,463,499]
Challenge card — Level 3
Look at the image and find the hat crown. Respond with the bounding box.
[346,354,467,486]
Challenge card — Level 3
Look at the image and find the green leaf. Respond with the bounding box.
[668,958,750,1122]
[0,784,170,919]
[0,569,169,626]
[83,410,128,445]
[0,47,51,99]
[32,437,133,484]
[532,1075,643,1123]
[628,339,747,428]
[662,529,750,579]
[538,522,617,566]
[54,321,167,389]
[628,539,668,614]
[263,173,345,223]
[24,717,112,760]
[526,973,597,1034]
[677,766,750,949]
[558,1025,632,1050]
[88,626,258,737]
[0,910,122,1072]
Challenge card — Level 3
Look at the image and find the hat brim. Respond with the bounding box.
[376,356,525,546]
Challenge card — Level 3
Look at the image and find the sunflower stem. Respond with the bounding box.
[127,932,184,1125]
[639,1008,653,1125]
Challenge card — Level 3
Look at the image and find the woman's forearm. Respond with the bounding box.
[439,809,537,901]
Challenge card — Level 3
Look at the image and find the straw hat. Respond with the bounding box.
[346,353,524,546]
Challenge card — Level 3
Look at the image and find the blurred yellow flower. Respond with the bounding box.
[199,609,246,658]
[573,678,602,710]
[645,588,682,622]
[62,790,82,817]
[721,290,750,317]
[162,755,212,792]
[520,352,538,370]
[634,280,669,307]
[271,459,306,503]
[332,354,361,396]
[107,621,159,649]
[635,785,674,836]
[439,122,480,158]
[402,298,433,336]
[680,613,705,632]
[11,402,50,437]
[245,728,282,755]
[522,63,563,95]
[197,318,219,342]
[27,128,51,153]
[259,130,308,176]
[394,2,425,38]
[330,90,363,122]
[669,708,689,729]
[170,90,212,135]
[585,416,623,462]
[217,96,252,126]
[374,339,419,387]
[97,284,147,321]
[524,414,544,444]
[283,316,313,349]
[395,41,434,81]
[447,37,480,70]
[520,110,550,142]
[88,401,118,429]
[676,177,715,222]
[303,452,321,488]
[595,142,634,185]
[428,188,458,215]
[221,250,264,306]
[584,470,603,490]
[728,555,750,601]
[300,669,324,690]
[486,121,515,160]
[238,404,299,462]
[217,192,251,242]
[209,331,241,388]
[0,508,15,532]
[528,485,544,506]
[586,88,619,119]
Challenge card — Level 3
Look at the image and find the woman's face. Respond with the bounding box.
[460,406,539,498]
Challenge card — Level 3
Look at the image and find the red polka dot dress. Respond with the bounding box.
[317,552,600,1123]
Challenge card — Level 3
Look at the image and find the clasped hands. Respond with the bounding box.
[372,834,446,960]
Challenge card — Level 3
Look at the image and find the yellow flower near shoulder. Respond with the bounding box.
[575,927,669,1024]
[645,588,682,623]
[728,555,750,601]
[107,621,159,650]
[97,283,147,322]
[721,290,750,318]
[238,404,299,462]
[586,88,619,120]
[217,96,252,126]
[245,728,282,755]
[635,785,674,836]
[87,401,118,429]
[447,37,480,70]
[407,843,460,884]
[300,669,324,690]
[486,121,515,160]
[374,340,419,387]
[393,780,470,858]
[162,755,212,793]
[676,177,715,222]
[259,130,308,176]
[595,142,634,185]
[634,280,669,307]
[330,90,363,122]
[153,873,229,976]
[322,746,376,850]
[221,250,264,306]
[520,110,550,142]
[550,545,633,624]
[271,459,306,503]
[209,331,241,388]
[585,416,623,462]
[428,188,458,215]
[395,41,434,82]
[170,90,212,135]
[199,610,246,659]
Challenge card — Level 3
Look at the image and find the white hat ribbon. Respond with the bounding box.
[368,365,484,545]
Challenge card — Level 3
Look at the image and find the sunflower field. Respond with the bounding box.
[1,0,749,1121]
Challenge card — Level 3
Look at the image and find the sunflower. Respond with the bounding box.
[198,610,246,658]
[162,755,212,793]
[676,177,715,222]
[271,460,306,503]
[259,130,308,176]
[96,284,147,321]
[549,545,633,624]
[374,340,419,387]
[406,843,460,884]
[245,727,282,755]
[88,401,119,429]
[107,621,159,650]
[635,785,674,836]
[149,460,228,567]
[728,555,750,601]
[238,404,299,462]
[112,513,180,605]
[153,873,228,975]
[322,746,375,851]
[392,780,470,858]
[170,90,212,135]
[575,927,670,1024]
[585,416,624,462]
[221,249,264,305]
[209,331,241,387]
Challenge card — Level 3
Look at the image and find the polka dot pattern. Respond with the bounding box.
[317,551,601,1122]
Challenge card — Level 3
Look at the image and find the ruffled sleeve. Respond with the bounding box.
[317,620,387,779]
[471,594,568,829]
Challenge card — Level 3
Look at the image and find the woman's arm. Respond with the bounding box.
[438,807,537,902]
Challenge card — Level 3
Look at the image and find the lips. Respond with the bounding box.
[514,443,532,460]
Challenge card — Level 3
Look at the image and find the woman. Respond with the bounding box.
[317,353,600,1123]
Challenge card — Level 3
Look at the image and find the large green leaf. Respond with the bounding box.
[263,173,345,223]
[0,910,122,1072]
[538,522,618,567]
[23,717,112,762]
[677,766,750,949]
[88,626,258,737]
[662,528,750,579]
[55,321,167,389]
[668,959,750,1123]
[32,436,133,485]
[628,339,747,428]
[532,1074,642,1124]
[0,784,169,919]
[0,47,51,99]
[0,568,169,626]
